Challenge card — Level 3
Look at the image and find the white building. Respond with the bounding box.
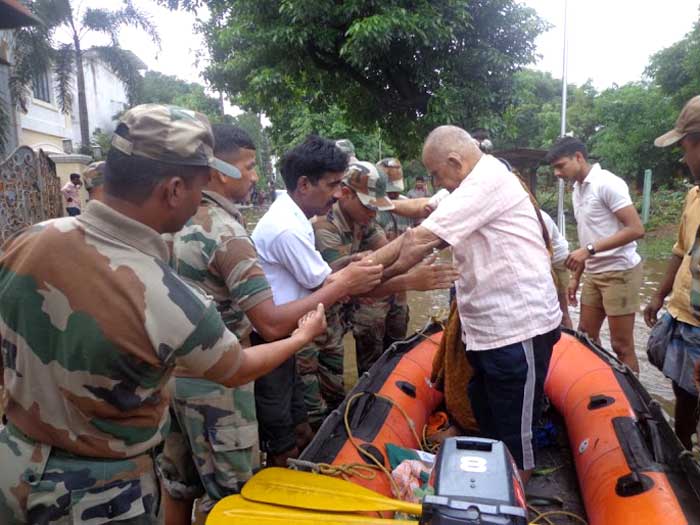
[20,47,146,154]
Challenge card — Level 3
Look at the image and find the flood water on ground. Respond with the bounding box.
[242,206,676,413]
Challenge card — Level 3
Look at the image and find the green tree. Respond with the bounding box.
[267,102,389,161]
[229,112,274,187]
[498,69,597,150]
[589,83,678,187]
[10,0,159,152]
[138,71,221,120]
[646,10,700,107]
[164,0,547,157]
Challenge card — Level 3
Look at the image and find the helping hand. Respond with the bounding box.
[294,303,327,343]
[407,255,459,291]
[643,296,664,328]
[340,258,384,295]
[567,278,580,307]
[565,248,589,272]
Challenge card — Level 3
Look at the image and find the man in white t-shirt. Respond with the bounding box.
[546,137,645,372]
[371,126,562,483]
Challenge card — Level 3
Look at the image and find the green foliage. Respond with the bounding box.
[589,83,679,186]
[646,11,700,107]
[228,112,274,188]
[267,103,389,162]
[138,71,222,122]
[499,70,598,149]
[193,0,547,157]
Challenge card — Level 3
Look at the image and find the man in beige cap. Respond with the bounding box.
[0,103,327,524]
[644,94,700,449]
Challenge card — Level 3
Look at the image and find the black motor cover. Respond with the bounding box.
[421,437,528,525]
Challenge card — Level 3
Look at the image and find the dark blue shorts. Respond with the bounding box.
[466,328,560,470]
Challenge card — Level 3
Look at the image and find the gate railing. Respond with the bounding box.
[0,146,62,244]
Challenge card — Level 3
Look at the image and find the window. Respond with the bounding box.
[32,70,51,103]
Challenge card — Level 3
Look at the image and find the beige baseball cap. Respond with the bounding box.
[83,161,106,190]
[654,95,700,148]
[111,104,240,178]
[343,161,394,211]
[376,157,404,192]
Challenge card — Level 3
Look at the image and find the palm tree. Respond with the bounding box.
[10,0,159,152]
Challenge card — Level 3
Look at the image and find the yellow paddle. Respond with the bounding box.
[206,495,419,525]
[240,467,423,515]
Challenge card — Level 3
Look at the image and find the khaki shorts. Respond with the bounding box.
[551,262,569,297]
[581,262,643,316]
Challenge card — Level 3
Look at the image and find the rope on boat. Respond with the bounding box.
[528,507,588,525]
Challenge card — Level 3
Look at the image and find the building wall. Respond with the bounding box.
[22,129,65,154]
[20,52,133,152]
[20,96,73,151]
[69,55,130,145]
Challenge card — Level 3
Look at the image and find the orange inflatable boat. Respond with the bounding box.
[300,325,700,525]
[299,324,443,496]
[547,330,700,525]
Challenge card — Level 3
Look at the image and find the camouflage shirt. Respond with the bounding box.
[0,201,242,459]
[313,202,385,268]
[375,198,414,242]
[171,191,273,348]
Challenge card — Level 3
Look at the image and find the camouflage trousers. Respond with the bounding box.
[157,378,259,514]
[0,422,159,524]
[297,304,349,427]
[351,299,391,376]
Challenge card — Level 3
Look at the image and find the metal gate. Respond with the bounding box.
[0,146,61,244]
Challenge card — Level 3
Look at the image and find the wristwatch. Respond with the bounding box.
[586,243,596,255]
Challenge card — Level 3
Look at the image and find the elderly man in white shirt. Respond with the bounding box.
[371,126,562,483]
[546,137,644,373]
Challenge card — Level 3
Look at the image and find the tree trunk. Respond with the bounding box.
[73,34,90,152]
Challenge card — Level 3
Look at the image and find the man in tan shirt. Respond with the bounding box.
[645,94,700,448]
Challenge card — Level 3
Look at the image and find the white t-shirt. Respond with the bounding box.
[540,211,569,265]
[251,192,332,305]
[422,155,561,351]
[572,164,641,273]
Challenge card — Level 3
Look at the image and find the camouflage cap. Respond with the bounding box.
[335,139,357,158]
[111,104,240,179]
[343,161,394,211]
[83,161,106,190]
[376,157,404,193]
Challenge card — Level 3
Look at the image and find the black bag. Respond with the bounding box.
[646,314,675,371]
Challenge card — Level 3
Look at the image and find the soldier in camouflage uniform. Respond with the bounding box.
[0,105,326,525]
[374,158,414,348]
[307,161,394,414]
[160,125,368,524]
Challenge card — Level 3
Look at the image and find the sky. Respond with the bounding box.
[73,1,700,99]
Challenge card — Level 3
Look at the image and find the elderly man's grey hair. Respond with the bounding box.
[423,125,482,160]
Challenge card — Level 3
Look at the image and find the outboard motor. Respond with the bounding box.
[421,437,528,524]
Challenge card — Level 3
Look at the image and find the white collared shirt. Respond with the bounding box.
[252,192,332,305]
[422,155,561,351]
[540,211,569,265]
[572,163,641,273]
